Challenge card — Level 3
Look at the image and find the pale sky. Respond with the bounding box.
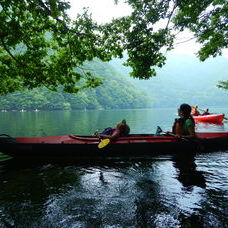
[68,0,228,57]
[68,0,132,23]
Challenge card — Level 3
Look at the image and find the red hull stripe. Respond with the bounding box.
[15,132,228,144]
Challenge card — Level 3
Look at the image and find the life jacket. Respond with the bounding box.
[191,109,200,116]
[101,127,115,135]
[173,118,195,136]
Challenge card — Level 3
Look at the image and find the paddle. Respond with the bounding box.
[192,106,204,112]
[156,126,189,141]
[98,138,110,149]
[156,126,204,152]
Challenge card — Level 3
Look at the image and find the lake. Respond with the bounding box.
[0,108,228,227]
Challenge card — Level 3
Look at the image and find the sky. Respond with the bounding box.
[68,0,227,57]
[68,0,132,23]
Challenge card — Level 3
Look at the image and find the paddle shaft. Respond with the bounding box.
[161,131,189,141]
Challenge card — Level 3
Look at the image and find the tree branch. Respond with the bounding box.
[165,2,177,30]
[0,36,22,64]
[174,36,196,45]
[37,0,90,37]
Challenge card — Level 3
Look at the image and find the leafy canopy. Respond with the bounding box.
[0,0,227,95]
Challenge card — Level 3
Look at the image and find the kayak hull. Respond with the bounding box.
[193,114,224,124]
[1,133,228,159]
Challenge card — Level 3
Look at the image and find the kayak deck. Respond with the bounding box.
[14,132,228,144]
[15,134,178,144]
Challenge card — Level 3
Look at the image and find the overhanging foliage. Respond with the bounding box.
[0,0,227,95]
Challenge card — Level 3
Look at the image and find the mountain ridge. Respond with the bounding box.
[0,59,153,110]
[110,53,228,107]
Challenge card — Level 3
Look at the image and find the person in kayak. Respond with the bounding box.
[202,108,210,115]
[172,103,195,138]
[95,119,130,140]
[191,106,200,116]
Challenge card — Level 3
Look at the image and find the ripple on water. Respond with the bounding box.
[0,152,227,227]
[196,152,228,191]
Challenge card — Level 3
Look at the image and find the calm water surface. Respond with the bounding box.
[0,108,228,227]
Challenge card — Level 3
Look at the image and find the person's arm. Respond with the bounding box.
[172,119,184,136]
[174,122,184,136]
[96,129,120,140]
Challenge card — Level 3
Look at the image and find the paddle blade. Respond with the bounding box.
[98,139,110,149]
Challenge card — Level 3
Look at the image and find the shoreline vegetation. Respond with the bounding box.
[1,106,228,112]
[0,92,152,111]
[0,107,151,112]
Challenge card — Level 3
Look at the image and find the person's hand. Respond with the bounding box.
[94,131,99,136]
[175,134,182,139]
[96,133,103,139]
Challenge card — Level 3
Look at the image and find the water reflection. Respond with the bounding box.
[135,177,168,227]
[172,152,206,190]
[178,213,204,228]
[1,155,227,227]
[0,160,82,227]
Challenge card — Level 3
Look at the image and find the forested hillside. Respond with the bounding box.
[1,53,227,111]
[0,60,153,111]
[111,53,228,107]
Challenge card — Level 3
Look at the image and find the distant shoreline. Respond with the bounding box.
[1,106,228,112]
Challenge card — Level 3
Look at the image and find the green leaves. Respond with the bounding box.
[0,0,227,95]
[0,0,115,94]
[173,0,228,88]
[173,0,228,56]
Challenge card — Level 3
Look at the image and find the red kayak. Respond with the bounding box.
[1,132,228,159]
[193,114,224,124]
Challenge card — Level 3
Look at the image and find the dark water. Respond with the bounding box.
[0,108,228,227]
